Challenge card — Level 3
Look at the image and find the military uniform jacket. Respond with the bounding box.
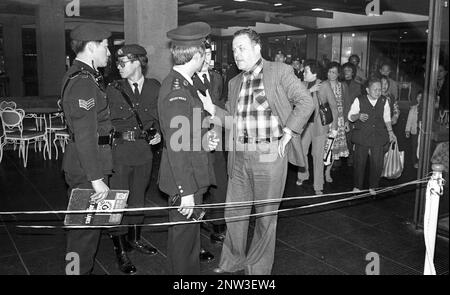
[158,69,216,197]
[106,78,160,166]
[61,60,113,181]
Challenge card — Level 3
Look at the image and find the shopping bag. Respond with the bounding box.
[382,140,404,179]
[323,135,335,166]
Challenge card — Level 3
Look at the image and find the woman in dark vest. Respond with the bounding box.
[347,77,396,194]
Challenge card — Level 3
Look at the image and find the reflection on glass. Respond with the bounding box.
[286,35,307,63]
[317,33,340,65]
[369,29,399,79]
[267,36,287,61]
[341,32,368,73]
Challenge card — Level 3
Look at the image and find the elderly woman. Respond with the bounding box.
[296,60,338,195]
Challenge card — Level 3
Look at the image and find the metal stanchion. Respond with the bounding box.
[423,164,444,275]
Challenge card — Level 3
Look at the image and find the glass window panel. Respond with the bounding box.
[341,32,368,74]
[267,36,287,61]
[286,35,307,63]
[369,29,399,80]
[317,32,341,64]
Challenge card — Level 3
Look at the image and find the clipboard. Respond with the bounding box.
[64,189,129,226]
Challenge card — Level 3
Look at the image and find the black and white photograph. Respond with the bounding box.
[0,0,448,284]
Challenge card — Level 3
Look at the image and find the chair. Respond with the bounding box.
[47,99,67,159]
[0,100,17,111]
[0,107,48,167]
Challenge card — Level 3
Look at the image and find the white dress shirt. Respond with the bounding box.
[348,96,391,123]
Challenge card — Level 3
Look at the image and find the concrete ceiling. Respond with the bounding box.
[0,0,430,29]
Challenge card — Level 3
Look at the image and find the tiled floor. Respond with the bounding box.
[0,140,448,275]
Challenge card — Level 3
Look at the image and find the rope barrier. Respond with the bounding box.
[11,178,430,229]
[0,177,430,217]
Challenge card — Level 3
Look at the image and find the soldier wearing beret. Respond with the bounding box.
[61,23,112,275]
[105,44,161,274]
[158,22,218,275]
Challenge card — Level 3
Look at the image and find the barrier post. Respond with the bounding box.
[423,164,444,275]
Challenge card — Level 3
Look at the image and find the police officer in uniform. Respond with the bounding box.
[61,23,112,275]
[158,22,218,275]
[106,44,161,274]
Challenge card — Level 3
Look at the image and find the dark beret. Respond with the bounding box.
[117,44,147,57]
[167,22,211,46]
[70,23,111,41]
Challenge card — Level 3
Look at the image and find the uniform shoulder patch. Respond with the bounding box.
[79,98,95,110]
[169,96,186,102]
[172,78,181,90]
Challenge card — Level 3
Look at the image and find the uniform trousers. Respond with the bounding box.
[109,160,153,236]
[65,173,109,275]
[353,144,385,189]
[168,190,205,275]
[206,151,228,227]
[219,141,288,275]
[297,123,327,191]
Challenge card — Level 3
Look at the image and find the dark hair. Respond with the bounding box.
[170,44,205,65]
[380,75,390,88]
[349,54,360,63]
[304,59,322,76]
[71,39,102,55]
[342,62,356,78]
[118,53,148,74]
[233,28,262,47]
[204,42,212,50]
[327,61,341,74]
[366,77,381,89]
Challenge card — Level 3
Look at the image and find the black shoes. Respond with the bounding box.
[127,226,158,255]
[111,235,137,275]
[199,248,215,262]
[210,232,225,245]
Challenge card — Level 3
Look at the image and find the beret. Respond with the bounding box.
[117,44,147,57]
[70,23,111,41]
[167,22,211,47]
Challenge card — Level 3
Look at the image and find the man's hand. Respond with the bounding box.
[207,130,220,151]
[309,82,321,93]
[405,131,411,138]
[90,179,109,203]
[197,89,216,116]
[178,194,195,219]
[278,132,292,158]
[344,121,350,132]
[149,132,161,145]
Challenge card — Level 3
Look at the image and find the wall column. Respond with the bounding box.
[124,0,177,82]
[35,0,66,97]
[2,16,24,96]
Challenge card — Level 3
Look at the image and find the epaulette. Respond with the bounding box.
[172,78,181,91]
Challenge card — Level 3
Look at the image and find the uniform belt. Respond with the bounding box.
[113,130,143,142]
[237,136,282,144]
[69,131,114,146]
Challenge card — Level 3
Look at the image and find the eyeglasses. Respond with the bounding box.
[116,60,133,68]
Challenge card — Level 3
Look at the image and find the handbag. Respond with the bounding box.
[382,139,404,179]
[318,101,333,126]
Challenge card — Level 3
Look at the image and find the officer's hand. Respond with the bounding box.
[179,194,195,219]
[207,130,220,151]
[278,133,292,158]
[90,179,109,203]
[197,89,216,116]
[149,132,161,145]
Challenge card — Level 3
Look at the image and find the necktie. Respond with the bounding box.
[133,82,139,96]
[202,73,210,90]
